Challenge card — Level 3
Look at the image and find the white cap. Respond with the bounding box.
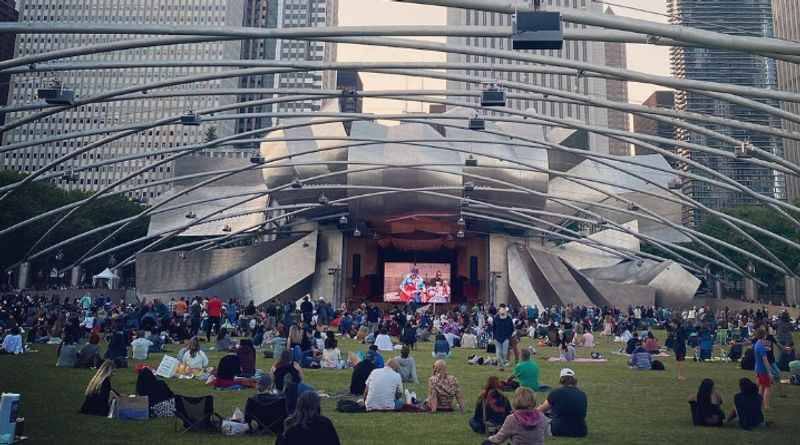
[560,368,575,378]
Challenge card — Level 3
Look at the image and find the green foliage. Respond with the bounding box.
[0,170,148,281]
[697,204,800,285]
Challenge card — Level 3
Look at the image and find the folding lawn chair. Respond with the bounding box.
[173,394,224,433]
[244,394,288,435]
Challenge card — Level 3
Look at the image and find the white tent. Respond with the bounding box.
[92,268,118,289]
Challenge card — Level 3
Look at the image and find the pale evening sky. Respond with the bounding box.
[337,0,670,114]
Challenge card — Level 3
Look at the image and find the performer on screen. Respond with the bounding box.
[400,268,426,303]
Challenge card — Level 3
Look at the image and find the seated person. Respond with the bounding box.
[629,344,653,370]
[135,367,175,417]
[146,331,164,353]
[625,332,641,355]
[369,344,385,368]
[461,332,478,349]
[76,333,103,368]
[56,336,79,368]
[426,360,465,413]
[130,330,154,361]
[179,336,209,370]
[350,350,378,396]
[537,368,588,437]
[560,342,576,362]
[1,327,24,355]
[513,349,548,391]
[215,354,242,388]
[374,328,395,352]
[80,360,118,416]
[269,328,287,359]
[728,378,764,430]
[395,345,419,384]
[433,333,451,359]
[246,375,288,435]
[215,328,234,352]
[105,328,128,361]
[487,387,548,445]
[321,336,342,369]
[364,359,404,411]
[272,350,315,396]
[689,378,725,427]
[470,376,512,434]
[276,392,341,445]
[581,331,595,348]
[238,338,257,377]
[644,332,660,354]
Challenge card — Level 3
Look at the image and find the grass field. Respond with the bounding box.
[2,332,799,445]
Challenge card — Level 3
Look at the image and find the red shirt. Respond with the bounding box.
[207,298,223,318]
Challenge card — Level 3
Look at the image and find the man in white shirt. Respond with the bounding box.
[374,330,395,352]
[130,331,154,360]
[364,359,403,411]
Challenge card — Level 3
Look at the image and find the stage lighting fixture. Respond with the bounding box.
[37,80,76,105]
[465,155,478,167]
[735,140,754,159]
[667,178,682,190]
[353,227,362,237]
[627,203,640,211]
[457,216,466,227]
[318,193,330,206]
[468,118,485,130]
[512,9,563,51]
[339,215,348,225]
[481,87,506,107]
[179,111,202,126]
[222,224,232,232]
[250,154,265,165]
[456,229,465,239]
[463,181,475,192]
[461,197,471,208]
[290,177,303,189]
[185,211,197,219]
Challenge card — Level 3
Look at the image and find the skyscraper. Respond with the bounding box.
[2,1,250,199]
[603,7,630,156]
[667,0,784,227]
[446,0,610,154]
[275,0,338,114]
[0,0,19,133]
[773,0,800,202]
[237,0,280,136]
[633,91,676,163]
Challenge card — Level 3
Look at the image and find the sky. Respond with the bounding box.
[337,0,671,113]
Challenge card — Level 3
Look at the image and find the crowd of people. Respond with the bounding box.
[1,290,799,443]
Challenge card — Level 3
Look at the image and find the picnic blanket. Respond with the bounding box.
[547,357,608,363]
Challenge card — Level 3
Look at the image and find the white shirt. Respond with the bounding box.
[365,367,402,411]
[131,337,154,360]
[582,332,595,348]
[321,348,341,368]
[182,350,209,369]
[374,334,394,351]
[2,334,24,354]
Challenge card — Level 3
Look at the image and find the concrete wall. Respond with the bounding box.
[490,234,545,306]
[311,229,344,307]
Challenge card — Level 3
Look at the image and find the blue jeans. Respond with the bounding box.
[495,339,509,365]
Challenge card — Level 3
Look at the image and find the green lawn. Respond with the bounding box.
[2,333,799,445]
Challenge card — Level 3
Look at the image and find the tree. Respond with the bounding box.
[0,171,149,286]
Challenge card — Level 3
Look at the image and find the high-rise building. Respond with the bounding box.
[633,91,676,164]
[237,0,280,136]
[275,0,338,114]
[0,0,19,133]
[2,0,251,199]
[336,70,363,135]
[668,0,785,227]
[773,0,800,202]
[446,0,610,154]
[603,7,630,156]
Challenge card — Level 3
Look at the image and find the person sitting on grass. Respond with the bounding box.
[433,333,451,360]
[80,359,118,416]
[625,331,641,355]
[0,327,24,355]
[350,349,378,396]
[536,368,587,438]
[76,333,103,368]
[276,391,341,445]
[689,378,725,427]
[179,336,209,370]
[513,349,549,392]
[727,378,765,430]
[321,334,342,369]
[369,344,385,368]
[426,359,466,413]
[374,328,395,352]
[629,343,653,370]
[135,367,175,418]
[56,335,79,368]
[364,358,404,411]
[559,342,576,362]
[395,345,419,384]
[485,387,549,445]
[470,376,512,434]
[644,331,660,354]
[130,330,154,361]
[215,327,234,352]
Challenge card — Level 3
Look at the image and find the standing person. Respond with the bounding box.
[753,328,773,410]
[671,319,688,381]
[189,297,202,338]
[174,297,187,319]
[486,387,548,445]
[493,307,515,369]
[300,296,314,327]
[276,392,341,445]
[205,296,222,341]
[536,368,588,438]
